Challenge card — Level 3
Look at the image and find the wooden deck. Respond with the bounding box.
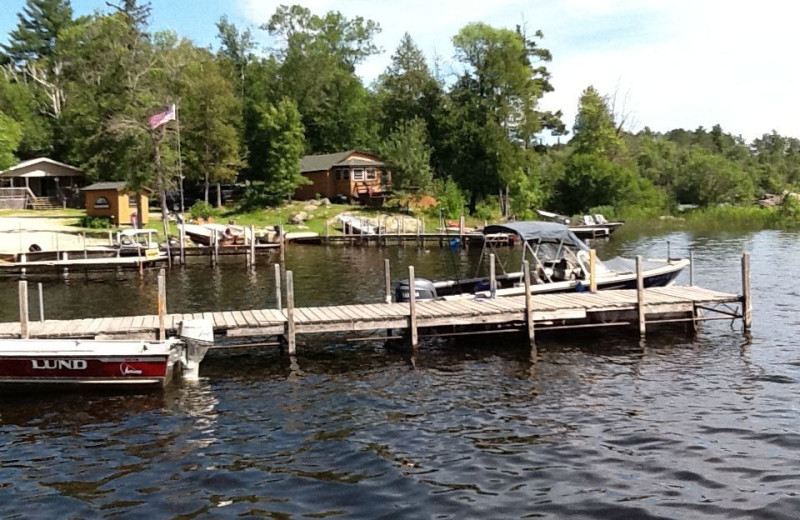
[0,286,742,343]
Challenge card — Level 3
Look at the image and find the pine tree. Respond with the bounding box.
[3,0,74,65]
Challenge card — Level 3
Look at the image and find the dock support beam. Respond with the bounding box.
[384,259,392,304]
[636,256,646,336]
[742,252,751,332]
[38,282,44,322]
[18,280,29,339]
[408,265,418,348]
[158,268,166,340]
[285,270,296,355]
[523,260,534,347]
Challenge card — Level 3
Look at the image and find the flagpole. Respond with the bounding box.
[175,103,184,215]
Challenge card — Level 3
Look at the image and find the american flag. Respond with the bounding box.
[149,104,176,129]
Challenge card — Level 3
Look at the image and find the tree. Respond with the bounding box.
[674,146,754,205]
[3,0,74,65]
[180,49,243,206]
[216,15,255,100]
[375,34,442,137]
[245,97,307,206]
[0,111,23,169]
[263,5,381,152]
[445,23,562,211]
[380,118,433,191]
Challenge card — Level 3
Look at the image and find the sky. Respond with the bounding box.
[1,0,798,142]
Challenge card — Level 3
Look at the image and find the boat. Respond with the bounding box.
[113,229,165,258]
[178,223,253,246]
[0,319,214,393]
[394,221,689,302]
[0,338,183,390]
[536,210,624,239]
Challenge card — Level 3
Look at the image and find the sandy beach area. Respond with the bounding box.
[0,217,110,254]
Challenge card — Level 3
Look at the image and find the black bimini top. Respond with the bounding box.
[483,221,589,251]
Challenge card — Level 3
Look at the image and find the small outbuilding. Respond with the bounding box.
[81,181,151,226]
[0,157,85,209]
[295,150,390,202]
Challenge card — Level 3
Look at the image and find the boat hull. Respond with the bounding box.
[0,339,181,392]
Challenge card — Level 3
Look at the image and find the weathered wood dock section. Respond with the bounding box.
[0,285,745,344]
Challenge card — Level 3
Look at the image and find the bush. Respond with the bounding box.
[434,178,466,219]
[189,201,218,220]
[79,216,112,229]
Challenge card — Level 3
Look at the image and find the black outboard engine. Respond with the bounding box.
[394,278,437,302]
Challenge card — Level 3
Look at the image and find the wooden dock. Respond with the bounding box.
[0,285,744,344]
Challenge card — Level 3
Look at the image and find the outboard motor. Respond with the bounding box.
[179,319,214,381]
[394,278,437,302]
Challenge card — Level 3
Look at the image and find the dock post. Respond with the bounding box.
[408,265,418,348]
[325,219,329,239]
[279,225,285,264]
[689,250,694,286]
[18,280,29,339]
[636,256,646,336]
[179,224,185,265]
[285,270,296,355]
[523,260,534,347]
[742,252,752,332]
[108,230,113,246]
[274,263,282,310]
[249,225,256,269]
[384,259,392,304]
[83,233,87,259]
[589,249,597,293]
[38,282,44,322]
[416,219,421,246]
[489,254,497,298]
[157,268,166,340]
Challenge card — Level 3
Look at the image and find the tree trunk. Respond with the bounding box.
[216,183,222,208]
[204,174,209,204]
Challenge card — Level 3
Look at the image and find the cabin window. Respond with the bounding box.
[93,196,109,209]
[129,195,138,208]
[353,168,364,181]
[366,169,377,180]
[334,170,341,181]
[342,169,350,180]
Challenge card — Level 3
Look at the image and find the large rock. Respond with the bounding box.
[289,211,308,224]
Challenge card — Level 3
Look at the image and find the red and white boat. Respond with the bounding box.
[0,338,184,391]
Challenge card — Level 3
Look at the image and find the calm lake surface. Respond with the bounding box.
[1,229,799,519]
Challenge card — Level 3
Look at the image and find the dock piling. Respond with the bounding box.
[384,259,392,304]
[489,254,497,298]
[285,270,296,355]
[689,250,694,286]
[38,282,44,322]
[636,256,646,336]
[274,263,282,310]
[249,225,256,269]
[523,260,534,347]
[279,225,285,263]
[157,268,166,340]
[18,280,28,339]
[589,249,597,293]
[742,253,751,332]
[408,265,418,348]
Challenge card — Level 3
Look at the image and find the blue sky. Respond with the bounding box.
[1,0,798,141]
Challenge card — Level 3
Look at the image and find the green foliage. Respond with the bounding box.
[79,216,112,228]
[473,198,499,221]
[0,111,23,169]
[434,177,466,219]
[380,117,433,191]
[243,97,308,207]
[189,200,218,220]
[674,146,754,205]
[3,0,74,64]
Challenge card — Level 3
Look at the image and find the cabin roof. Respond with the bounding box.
[0,157,84,177]
[300,150,381,173]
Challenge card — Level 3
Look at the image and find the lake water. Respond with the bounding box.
[1,229,799,519]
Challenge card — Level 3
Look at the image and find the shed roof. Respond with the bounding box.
[0,157,84,177]
[81,181,152,193]
[300,150,382,173]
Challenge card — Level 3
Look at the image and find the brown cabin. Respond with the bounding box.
[295,150,390,202]
[82,181,151,226]
[0,157,85,209]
